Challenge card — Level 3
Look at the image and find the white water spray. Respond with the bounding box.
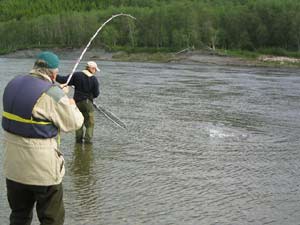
[65,13,136,85]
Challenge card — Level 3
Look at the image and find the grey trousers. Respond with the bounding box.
[6,179,65,225]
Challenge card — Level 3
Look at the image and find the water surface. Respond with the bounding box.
[0,58,300,225]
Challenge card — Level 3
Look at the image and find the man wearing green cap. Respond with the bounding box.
[2,51,84,225]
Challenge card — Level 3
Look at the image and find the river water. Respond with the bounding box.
[0,58,300,225]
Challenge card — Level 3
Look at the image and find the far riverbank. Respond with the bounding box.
[1,48,300,68]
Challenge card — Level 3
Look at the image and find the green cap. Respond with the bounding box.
[36,51,59,69]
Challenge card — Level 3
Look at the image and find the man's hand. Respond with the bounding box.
[69,98,76,105]
[60,84,69,94]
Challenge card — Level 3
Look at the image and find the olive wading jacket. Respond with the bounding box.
[2,70,84,186]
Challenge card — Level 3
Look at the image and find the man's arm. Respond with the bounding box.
[93,78,100,98]
[55,74,68,84]
[33,86,83,132]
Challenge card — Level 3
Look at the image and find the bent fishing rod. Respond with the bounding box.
[65,13,136,85]
[64,13,136,129]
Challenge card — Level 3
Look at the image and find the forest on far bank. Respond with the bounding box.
[0,0,300,56]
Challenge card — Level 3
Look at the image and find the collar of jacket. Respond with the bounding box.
[82,69,94,77]
[29,69,53,83]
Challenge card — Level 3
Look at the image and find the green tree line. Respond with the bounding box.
[0,0,300,54]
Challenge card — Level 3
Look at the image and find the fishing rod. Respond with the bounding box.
[93,103,127,130]
[63,13,135,129]
[65,13,136,86]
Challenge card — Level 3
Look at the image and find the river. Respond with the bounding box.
[0,58,300,225]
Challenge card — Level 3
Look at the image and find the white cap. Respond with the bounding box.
[87,61,100,71]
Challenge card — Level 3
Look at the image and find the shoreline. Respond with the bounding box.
[1,48,300,68]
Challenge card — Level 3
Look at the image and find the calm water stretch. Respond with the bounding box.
[1,58,300,225]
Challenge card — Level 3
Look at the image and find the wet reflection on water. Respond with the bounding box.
[71,143,94,179]
[66,143,99,224]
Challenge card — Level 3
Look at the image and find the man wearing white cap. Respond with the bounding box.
[56,61,100,143]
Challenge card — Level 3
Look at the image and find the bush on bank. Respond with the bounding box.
[0,0,300,58]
